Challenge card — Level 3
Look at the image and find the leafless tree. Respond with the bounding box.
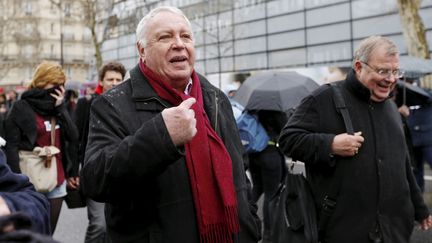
[396,0,431,88]
[396,0,430,58]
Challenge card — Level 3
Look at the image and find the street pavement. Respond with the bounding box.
[52,167,432,243]
[53,203,87,243]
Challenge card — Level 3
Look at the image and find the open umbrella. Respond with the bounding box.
[396,80,432,106]
[399,56,432,79]
[233,71,319,111]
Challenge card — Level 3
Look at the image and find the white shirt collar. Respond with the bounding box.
[184,78,193,95]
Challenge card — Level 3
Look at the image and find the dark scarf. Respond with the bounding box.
[139,60,239,243]
[20,87,58,117]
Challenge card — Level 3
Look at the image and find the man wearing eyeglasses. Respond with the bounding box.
[279,35,432,243]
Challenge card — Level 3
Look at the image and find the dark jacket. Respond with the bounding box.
[0,149,50,234]
[74,94,98,168]
[80,65,261,243]
[279,70,429,243]
[4,100,79,177]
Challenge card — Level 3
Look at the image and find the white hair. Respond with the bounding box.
[136,6,192,48]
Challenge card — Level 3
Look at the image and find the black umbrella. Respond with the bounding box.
[233,71,319,111]
[396,80,432,106]
[399,56,432,79]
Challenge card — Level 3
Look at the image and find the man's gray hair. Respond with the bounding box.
[353,35,399,67]
[136,6,192,48]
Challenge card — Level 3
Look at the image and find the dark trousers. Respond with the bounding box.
[413,145,432,192]
[249,146,285,240]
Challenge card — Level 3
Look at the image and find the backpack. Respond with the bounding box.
[236,111,270,153]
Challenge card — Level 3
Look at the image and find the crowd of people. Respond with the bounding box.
[0,5,430,243]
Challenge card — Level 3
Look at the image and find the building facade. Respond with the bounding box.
[0,0,93,87]
[101,0,432,86]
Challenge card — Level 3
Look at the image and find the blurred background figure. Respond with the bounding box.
[75,61,126,243]
[224,83,243,120]
[64,89,79,121]
[248,110,287,243]
[4,61,79,234]
[5,90,18,111]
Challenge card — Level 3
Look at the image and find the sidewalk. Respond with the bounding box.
[410,165,432,243]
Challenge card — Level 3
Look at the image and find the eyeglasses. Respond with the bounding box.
[361,62,405,79]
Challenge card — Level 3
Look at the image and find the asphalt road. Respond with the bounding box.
[52,203,87,243]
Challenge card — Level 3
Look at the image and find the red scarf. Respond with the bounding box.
[139,61,239,243]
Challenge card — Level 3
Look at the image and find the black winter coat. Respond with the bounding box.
[80,65,262,243]
[4,100,79,177]
[279,70,429,243]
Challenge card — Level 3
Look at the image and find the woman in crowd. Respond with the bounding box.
[4,61,79,234]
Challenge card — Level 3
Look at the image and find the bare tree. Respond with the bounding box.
[0,0,43,85]
[396,0,430,58]
[79,0,113,70]
[396,0,431,88]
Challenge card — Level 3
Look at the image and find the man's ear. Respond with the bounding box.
[137,42,145,59]
[353,60,362,73]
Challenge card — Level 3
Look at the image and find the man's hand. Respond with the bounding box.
[331,131,364,157]
[421,215,432,230]
[162,98,197,146]
[398,105,410,118]
[67,176,80,190]
[0,197,11,216]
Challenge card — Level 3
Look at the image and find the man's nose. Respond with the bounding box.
[172,36,185,48]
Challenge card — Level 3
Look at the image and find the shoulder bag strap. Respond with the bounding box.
[45,117,56,168]
[50,117,56,146]
[319,83,354,234]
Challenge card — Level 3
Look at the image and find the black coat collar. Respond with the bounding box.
[344,68,394,103]
[344,69,371,102]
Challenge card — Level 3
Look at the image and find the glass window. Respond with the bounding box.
[192,21,204,45]
[267,0,304,16]
[195,46,205,60]
[307,42,352,64]
[420,8,432,29]
[422,0,432,7]
[118,45,135,59]
[307,3,350,27]
[352,0,398,19]
[205,57,234,73]
[195,60,205,74]
[102,38,118,52]
[352,35,406,55]
[102,49,118,61]
[235,36,267,55]
[205,58,220,73]
[268,48,306,67]
[305,0,346,9]
[118,33,134,47]
[352,15,402,39]
[234,3,265,24]
[220,57,234,72]
[267,13,305,34]
[235,53,267,70]
[268,30,305,50]
[205,44,219,59]
[234,20,265,39]
[118,57,136,70]
[307,23,351,45]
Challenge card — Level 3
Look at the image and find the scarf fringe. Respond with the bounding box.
[200,223,233,243]
[225,206,240,233]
